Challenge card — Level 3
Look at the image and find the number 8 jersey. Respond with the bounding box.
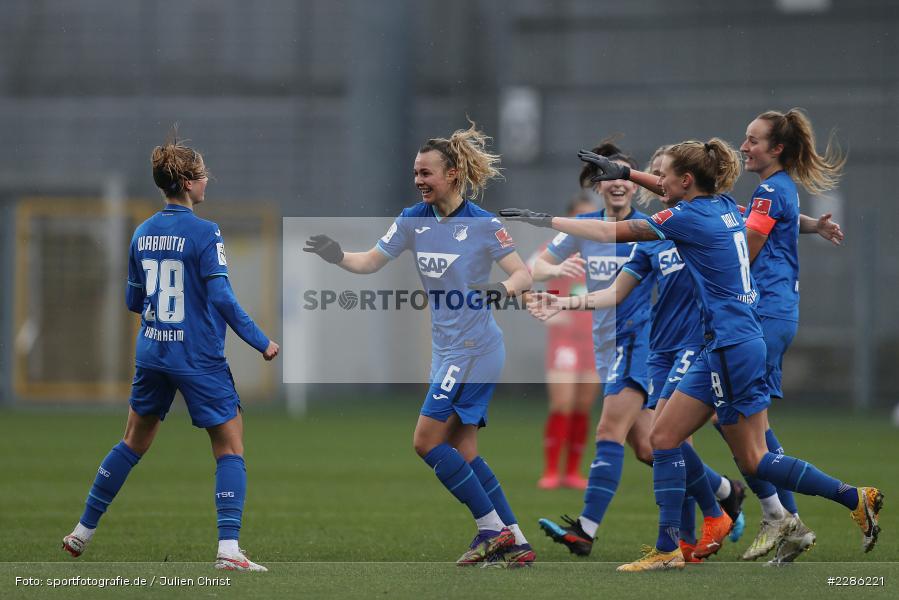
[127,204,232,375]
[645,194,763,350]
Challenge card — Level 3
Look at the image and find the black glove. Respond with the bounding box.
[468,281,509,299]
[578,149,630,182]
[303,234,344,264]
[498,208,554,228]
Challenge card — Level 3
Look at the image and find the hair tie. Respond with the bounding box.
[704,143,712,152]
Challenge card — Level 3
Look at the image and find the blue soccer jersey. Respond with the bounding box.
[547,209,654,343]
[127,205,267,375]
[645,195,763,350]
[376,200,516,354]
[620,239,704,353]
[744,170,800,322]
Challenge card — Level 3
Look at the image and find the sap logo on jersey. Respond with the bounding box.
[658,247,685,276]
[586,256,626,281]
[416,252,460,278]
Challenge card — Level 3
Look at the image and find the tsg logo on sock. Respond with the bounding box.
[216,491,236,498]
[97,466,111,478]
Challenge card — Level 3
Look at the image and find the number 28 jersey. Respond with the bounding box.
[127,205,232,375]
[645,195,763,351]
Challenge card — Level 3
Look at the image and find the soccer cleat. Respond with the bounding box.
[850,487,883,553]
[692,512,733,559]
[62,534,87,558]
[741,517,793,560]
[617,545,685,572]
[561,474,589,490]
[538,515,593,556]
[679,541,702,563]
[456,527,515,566]
[730,511,746,542]
[538,474,562,490]
[718,476,746,521]
[481,544,537,568]
[214,548,268,572]
[768,515,816,565]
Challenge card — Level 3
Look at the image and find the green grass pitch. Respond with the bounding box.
[1,395,897,599]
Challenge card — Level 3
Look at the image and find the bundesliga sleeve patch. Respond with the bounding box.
[651,209,673,225]
[495,227,515,249]
[751,198,772,215]
[216,242,227,266]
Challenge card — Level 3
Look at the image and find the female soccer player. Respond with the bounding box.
[736,108,846,563]
[62,137,280,572]
[501,138,882,571]
[530,141,655,557]
[529,146,738,563]
[304,122,535,567]
[532,192,599,491]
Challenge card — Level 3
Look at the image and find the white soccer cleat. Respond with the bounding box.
[767,515,816,565]
[62,533,87,558]
[741,516,793,560]
[214,548,268,572]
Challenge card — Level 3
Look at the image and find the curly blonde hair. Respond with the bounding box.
[419,119,503,201]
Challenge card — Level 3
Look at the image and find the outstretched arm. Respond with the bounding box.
[528,270,640,321]
[800,213,843,245]
[577,149,664,196]
[339,247,391,274]
[304,234,390,274]
[531,249,586,282]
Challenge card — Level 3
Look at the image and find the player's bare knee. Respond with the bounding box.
[122,436,151,456]
[633,444,654,466]
[649,427,677,452]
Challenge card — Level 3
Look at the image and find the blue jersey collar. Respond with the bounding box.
[599,207,635,221]
[163,204,193,212]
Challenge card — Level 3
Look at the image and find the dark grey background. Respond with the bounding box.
[0,0,894,408]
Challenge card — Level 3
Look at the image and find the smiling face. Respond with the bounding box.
[413,150,458,205]
[658,154,689,203]
[592,159,637,211]
[648,155,677,208]
[740,118,783,176]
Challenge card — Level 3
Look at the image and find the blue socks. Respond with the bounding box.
[80,441,141,528]
[679,496,696,544]
[704,465,723,492]
[215,454,247,540]
[582,441,625,525]
[756,452,858,510]
[681,443,722,518]
[766,428,799,514]
[653,448,686,552]
[424,444,493,519]
[470,456,516,526]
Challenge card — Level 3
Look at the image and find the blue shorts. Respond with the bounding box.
[760,316,797,399]
[420,345,504,427]
[676,338,770,425]
[646,345,704,409]
[595,328,650,400]
[129,366,241,429]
